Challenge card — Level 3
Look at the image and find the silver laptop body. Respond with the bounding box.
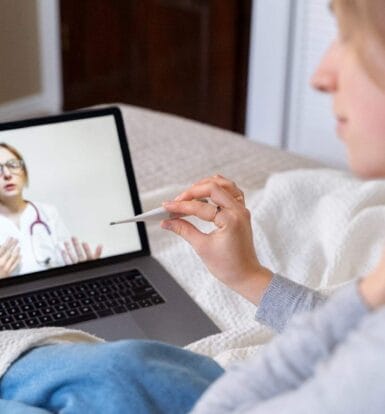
[0,107,219,346]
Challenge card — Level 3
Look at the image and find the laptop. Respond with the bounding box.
[0,107,219,346]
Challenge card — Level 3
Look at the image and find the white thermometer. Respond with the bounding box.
[110,199,209,225]
[110,206,177,225]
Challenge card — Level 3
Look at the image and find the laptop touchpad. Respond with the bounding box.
[70,313,148,341]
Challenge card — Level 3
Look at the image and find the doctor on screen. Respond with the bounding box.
[0,143,103,278]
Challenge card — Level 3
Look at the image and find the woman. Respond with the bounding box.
[0,143,103,277]
[0,0,384,413]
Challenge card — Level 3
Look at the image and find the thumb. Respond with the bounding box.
[161,218,205,250]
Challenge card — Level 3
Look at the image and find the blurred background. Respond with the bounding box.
[0,0,348,168]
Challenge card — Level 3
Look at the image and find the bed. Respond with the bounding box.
[119,104,385,366]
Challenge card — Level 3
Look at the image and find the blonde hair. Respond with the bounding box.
[0,142,29,185]
[334,0,385,87]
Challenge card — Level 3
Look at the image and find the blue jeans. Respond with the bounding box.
[0,340,224,414]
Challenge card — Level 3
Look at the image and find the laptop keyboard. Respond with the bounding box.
[0,269,165,331]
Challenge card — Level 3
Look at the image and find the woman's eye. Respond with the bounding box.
[7,160,22,170]
[338,28,351,43]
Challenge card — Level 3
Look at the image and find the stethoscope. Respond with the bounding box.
[27,200,53,266]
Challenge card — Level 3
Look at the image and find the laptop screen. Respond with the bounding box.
[0,108,147,283]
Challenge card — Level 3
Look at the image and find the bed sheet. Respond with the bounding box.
[119,105,385,367]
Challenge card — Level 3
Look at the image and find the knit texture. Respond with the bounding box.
[1,105,385,372]
[141,168,385,366]
[256,273,327,333]
[0,328,102,378]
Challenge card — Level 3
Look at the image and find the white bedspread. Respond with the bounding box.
[141,169,385,367]
[1,105,385,374]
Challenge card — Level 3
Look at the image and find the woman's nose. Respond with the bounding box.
[2,166,12,179]
[311,71,337,92]
[310,42,338,93]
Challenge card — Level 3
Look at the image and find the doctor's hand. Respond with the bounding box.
[61,237,103,265]
[161,175,272,305]
[0,237,21,278]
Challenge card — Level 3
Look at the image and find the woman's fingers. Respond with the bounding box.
[195,175,244,202]
[5,249,21,274]
[81,242,103,260]
[161,218,207,253]
[81,242,93,260]
[71,237,86,262]
[94,245,103,258]
[178,175,245,205]
[0,238,11,257]
[163,182,247,229]
[0,245,21,277]
[0,239,20,277]
[163,199,219,223]
[62,238,102,265]
[63,241,78,263]
[173,182,238,210]
[61,248,72,265]
[359,247,385,310]
[0,237,18,257]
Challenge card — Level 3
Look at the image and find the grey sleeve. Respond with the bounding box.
[256,273,328,332]
[237,312,385,414]
[190,282,370,414]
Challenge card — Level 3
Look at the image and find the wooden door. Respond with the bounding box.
[60,0,251,132]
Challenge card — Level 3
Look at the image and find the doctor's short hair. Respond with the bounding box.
[0,142,29,185]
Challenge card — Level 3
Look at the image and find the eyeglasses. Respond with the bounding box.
[0,159,24,176]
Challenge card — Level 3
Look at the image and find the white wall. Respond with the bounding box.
[246,0,348,169]
[287,0,347,168]
[0,0,62,122]
[246,0,293,148]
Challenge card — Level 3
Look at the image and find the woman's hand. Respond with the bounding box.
[0,237,21,278]
[161,175,272,304]
[359,248,385,310]
[61,237,103,265]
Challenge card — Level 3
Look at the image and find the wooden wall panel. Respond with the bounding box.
[60,0,251,132]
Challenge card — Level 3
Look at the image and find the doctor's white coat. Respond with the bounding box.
[0,202,71,276]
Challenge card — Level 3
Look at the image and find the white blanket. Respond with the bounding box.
[0,328,102,378]
[1,168,385,374]
[142,168,385,366]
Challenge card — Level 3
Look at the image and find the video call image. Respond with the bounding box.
[0,115,142,278]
